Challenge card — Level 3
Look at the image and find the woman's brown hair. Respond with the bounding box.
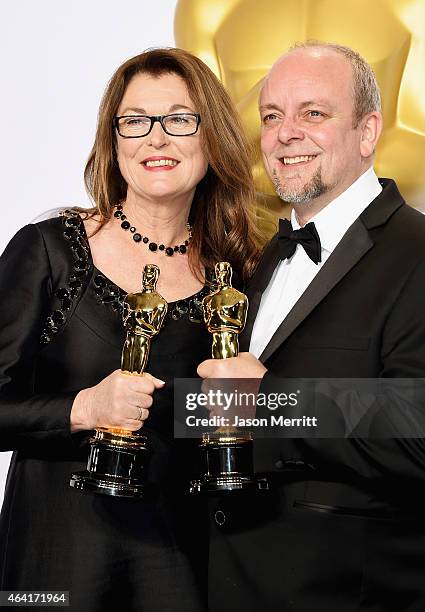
[83,47,262,281]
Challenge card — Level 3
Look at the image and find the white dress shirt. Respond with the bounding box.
[249,168,383,358]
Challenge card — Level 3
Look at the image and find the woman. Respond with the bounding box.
[0,48,260,611]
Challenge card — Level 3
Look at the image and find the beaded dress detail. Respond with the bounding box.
[40,210,91,345]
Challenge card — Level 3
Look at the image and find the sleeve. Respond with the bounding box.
[0,224,78,451]
[256,258,425,485]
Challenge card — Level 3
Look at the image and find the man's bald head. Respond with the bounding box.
[265,41,381,128]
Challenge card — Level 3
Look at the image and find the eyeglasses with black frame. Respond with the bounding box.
[114,113,201,138]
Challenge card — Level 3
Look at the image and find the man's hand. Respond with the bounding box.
[197,352,267,379]
[197,353,267,423]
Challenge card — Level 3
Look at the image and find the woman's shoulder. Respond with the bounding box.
[2,211,83,263]
[32,209,94,259]
[31,209,93,284]
[35,208,85,237]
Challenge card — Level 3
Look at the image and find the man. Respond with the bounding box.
[198,42,425,611]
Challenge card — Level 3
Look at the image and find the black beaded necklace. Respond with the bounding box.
[113,203,192,256]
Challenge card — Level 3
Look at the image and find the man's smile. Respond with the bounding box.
[279,154,318,166]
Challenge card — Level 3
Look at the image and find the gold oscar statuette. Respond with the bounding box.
[190,262,269,493]
[70,264,168,498]
[203,261,247,359]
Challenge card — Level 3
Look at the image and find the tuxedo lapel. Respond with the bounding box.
[259,219,374,363]
[241,235,281,351]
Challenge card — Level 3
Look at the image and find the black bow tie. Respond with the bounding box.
[277,218,322,264]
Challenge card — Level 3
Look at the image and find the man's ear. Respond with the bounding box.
[360,111,383,158]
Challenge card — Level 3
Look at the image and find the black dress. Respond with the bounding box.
[0,212,211,611]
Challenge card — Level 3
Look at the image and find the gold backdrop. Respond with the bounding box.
[175,0,425,230]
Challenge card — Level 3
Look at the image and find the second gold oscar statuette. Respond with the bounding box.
[189,262,269,493]
[70,264,168,498]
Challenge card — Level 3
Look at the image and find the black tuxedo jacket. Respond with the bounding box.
[208,180,425,612]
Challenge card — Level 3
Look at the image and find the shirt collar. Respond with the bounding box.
[291,167,383,253]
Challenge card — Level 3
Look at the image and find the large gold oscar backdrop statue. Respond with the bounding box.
[70,264,168,498]
[175,0,425,232]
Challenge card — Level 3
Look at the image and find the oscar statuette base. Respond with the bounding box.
[70,428,150,499]
[189,432,269,494]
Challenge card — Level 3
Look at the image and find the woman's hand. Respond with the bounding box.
[70,369,165,432]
